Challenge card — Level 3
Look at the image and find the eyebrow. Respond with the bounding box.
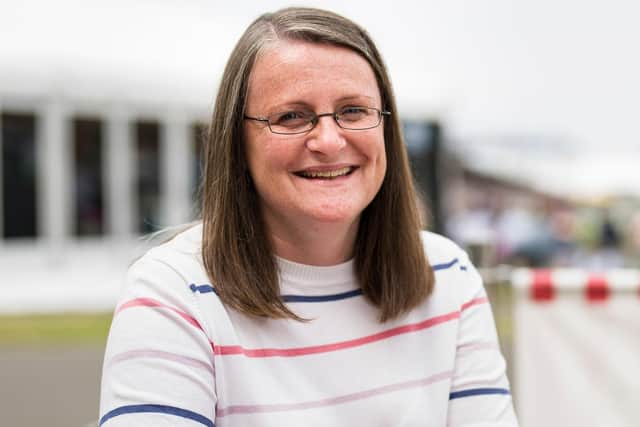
[269,95,377,112]
[336,94,376,103]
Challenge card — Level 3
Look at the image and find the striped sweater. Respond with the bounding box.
[99,224,518,426]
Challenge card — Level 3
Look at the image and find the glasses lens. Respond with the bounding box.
[337,107,380,130]
[268,110,314,134]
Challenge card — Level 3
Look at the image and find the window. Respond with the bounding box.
[1,112,38,238]
[135,121,161,233]
[192,122,206,205]
[73,118,104,236]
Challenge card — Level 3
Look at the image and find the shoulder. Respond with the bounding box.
[145,222,203,265]
[118,223,211,316]
[132,223,206,282]
[419,230,468,266]
[419,230,486,303]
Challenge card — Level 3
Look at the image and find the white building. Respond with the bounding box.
[0,84,211,312]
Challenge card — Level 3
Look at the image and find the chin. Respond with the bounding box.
[303,206,363,225]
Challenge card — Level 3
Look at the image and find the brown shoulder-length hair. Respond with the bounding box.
[201,7,434,322]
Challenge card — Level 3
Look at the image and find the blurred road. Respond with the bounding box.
[0,345,104,427]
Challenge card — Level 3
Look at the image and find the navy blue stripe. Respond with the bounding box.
[190,283,362,302]
[432,258,459,271]
[189,257,463,302]
[449,388,510,400]
[282,289,363,302]
[190,283,216,294]
[99,404,214,427]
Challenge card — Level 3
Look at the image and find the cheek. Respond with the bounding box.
[255,143,288,172]
[246,139,293,188]
[245,130,274,176]
[372,134,387,175]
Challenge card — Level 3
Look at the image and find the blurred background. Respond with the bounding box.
[1,0,638,426]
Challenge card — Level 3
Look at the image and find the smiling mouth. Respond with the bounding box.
[295,166,356,180]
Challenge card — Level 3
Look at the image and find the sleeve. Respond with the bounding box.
[99,255,217,427]
[446,250,519,427]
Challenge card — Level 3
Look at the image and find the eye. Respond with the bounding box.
[270,110,312,128]
[339,106,369,122]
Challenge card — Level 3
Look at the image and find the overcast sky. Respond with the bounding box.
[1,0,638,196]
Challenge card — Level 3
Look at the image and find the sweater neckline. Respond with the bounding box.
[276,256,357,292]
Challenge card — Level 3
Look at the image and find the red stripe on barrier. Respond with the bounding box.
[531,269,555,301]
[586,274,609,302]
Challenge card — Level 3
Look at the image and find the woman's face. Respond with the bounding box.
[244,40,387,236]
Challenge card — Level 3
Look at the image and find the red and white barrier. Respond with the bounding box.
[511,268,640,301]
[509,268,640,427]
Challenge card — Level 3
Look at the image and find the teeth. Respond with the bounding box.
[299,167,352,178]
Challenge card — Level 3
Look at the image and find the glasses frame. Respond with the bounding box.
[244,107,391,135]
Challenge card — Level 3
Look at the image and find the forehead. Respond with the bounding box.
[246,40,381,110]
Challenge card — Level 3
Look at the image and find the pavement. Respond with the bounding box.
[0,344,105,427]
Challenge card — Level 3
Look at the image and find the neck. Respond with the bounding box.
[267,218,359,266]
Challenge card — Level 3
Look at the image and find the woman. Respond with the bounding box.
[100,7,518,427]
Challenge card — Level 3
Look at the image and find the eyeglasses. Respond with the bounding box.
[244,106,391,135]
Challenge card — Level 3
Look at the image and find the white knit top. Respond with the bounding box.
[99,224,518,426]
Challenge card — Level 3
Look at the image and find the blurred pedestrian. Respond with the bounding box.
[624,212,640,267]
[584,212,624,269]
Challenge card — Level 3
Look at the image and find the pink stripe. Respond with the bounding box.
[105,349,215,377]
[456,341,499,352]
[114,296,487,359]
[461,297,488,311]
[116,297,205,332]
[214,310,461,358]
[217,370,453,417]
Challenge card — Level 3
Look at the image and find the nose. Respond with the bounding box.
[305,114,346,156]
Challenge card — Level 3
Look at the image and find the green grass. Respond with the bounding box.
[0,313,113,346]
